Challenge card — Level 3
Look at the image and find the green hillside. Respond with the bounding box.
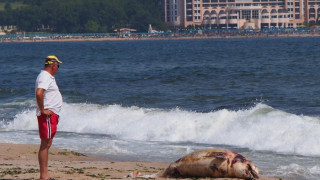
[0,0,167,33]
[0,2,28,11]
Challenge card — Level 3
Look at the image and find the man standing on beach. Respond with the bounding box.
[35,55,63,180]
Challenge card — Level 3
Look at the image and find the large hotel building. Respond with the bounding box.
[163,0,320,29]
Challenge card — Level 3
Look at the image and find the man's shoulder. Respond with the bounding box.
[39,70,51,76]
[37,70,54,80]
[36,70,55,86]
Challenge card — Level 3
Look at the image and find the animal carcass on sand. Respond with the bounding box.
[128,149,259,179]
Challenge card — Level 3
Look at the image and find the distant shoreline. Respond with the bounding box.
[1,32,320,43]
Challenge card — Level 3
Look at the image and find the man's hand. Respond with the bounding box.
[41,109,53,116]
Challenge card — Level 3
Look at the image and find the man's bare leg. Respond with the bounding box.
[39,138,53,180]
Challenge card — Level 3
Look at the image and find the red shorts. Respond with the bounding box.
[37,113,59,139]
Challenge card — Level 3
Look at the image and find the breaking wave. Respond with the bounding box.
[3,102,320,157]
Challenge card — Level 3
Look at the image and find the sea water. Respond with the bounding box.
[1,37,320,179]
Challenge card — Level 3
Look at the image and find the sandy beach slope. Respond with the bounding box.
[0,143,282,180]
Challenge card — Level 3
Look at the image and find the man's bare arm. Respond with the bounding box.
[36,88,53,116]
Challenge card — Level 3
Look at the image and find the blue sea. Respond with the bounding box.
[1,37,320,179]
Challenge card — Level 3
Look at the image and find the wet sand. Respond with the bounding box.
[0,143,284,179]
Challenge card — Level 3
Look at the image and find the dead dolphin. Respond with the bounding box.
[128,149,259,179]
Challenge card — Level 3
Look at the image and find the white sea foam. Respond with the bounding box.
[4,102,320,157]
[271,164,320,180]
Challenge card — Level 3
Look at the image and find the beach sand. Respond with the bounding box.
[0,143,283,180]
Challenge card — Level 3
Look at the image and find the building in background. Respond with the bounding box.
[163,0,320,29]
[0,25,17,34]
[114,28,136,38]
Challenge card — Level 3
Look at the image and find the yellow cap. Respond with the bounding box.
[45,55,62,65]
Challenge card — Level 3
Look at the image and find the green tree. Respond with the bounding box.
[4,2,11,11]
[84,20,99,33]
